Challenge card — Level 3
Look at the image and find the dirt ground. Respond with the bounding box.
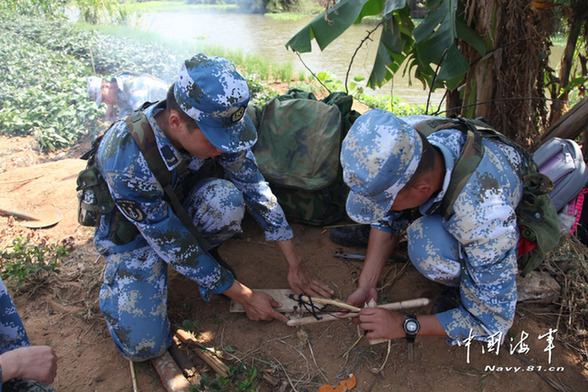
[0,134,587,392]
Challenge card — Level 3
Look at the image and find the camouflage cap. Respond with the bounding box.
[87,76,103,107]
[341,109,423,223]
[174,53,257,153]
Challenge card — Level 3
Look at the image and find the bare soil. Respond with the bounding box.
[0,134,587,392]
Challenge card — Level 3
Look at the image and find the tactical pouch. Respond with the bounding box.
[516,172,561,275]
[76,166,115,227]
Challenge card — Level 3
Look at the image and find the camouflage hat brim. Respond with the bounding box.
[199,111,257,152]
[175,53,256,153]
[346,190,395,223]
[341,109,423,223]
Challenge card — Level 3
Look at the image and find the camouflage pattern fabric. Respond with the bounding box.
[174,53,257,153]
[254,97,342,190]
[115,73,169,119]
[94,102,292,361]
[346,113,524,344]
[2,378,56,392]
[251,90,356,226]
[1,276,32,391]
[407,125,522,343]
[0,277,30,354]
[269,182,348,226]
[342,110,423,224]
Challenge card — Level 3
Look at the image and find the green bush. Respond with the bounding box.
[1,237,67,294]
[0,19,102,150]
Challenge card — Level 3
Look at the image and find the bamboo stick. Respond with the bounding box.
[293,295,361,312]
[172,326,230,378]
[286,298,430,327]
[169,339,201,386]
[150,350,191,392]
[129,360,139,392]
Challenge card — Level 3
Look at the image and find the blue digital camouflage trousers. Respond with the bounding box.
[99,178,245,361]
[407,214,462,286]
[407,213,517,343]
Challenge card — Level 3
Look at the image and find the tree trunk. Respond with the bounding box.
[539,97,588,148]
[549,5,588,125]
[457,0,551,149]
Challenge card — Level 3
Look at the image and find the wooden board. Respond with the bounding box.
[229,289,324,313]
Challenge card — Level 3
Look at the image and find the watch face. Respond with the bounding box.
[406,320,418,333]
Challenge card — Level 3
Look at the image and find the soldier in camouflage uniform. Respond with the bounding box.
[87,72,169,122]
[94,53,333,361]
[341,109,523,345]
[0,277,58,391]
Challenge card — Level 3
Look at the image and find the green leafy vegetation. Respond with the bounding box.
[193,363,259,392]
[0,6,422,152]
[181,318,201,332]
[0,18,102,150]
[1,237,68,294]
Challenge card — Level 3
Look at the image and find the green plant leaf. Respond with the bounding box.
[285,0,372,52]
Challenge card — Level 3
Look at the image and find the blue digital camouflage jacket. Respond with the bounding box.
[94,102,293,300]
[375,116,523,343]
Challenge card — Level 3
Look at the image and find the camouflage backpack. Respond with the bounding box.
[414,116,561,276]
[249,89,359,226]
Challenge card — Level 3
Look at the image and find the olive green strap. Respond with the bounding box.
[125,109,213,251]
[437,129,484,220]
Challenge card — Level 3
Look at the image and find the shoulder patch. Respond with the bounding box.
[116,199,145,222]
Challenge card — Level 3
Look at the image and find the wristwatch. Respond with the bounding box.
[403,314,420,342]
[403,314,420,361]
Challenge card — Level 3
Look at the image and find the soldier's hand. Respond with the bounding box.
[241,291,288,323]
[0,345,58,385]
[287,264,333,299]
[359,308,404,340]
[346,286,378,308]
[224,281,288,323]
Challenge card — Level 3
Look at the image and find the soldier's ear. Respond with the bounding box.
[168,109,184,131]
[412,179,433,195]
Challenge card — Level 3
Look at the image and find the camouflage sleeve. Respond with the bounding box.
[98,125,234,301]
[372,209,412,235]
[0,277,30,354]
[436,160,520,343]
[219,149,293,241]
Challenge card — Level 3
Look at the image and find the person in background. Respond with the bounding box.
[0,277,58,392]
[87,72,169,122]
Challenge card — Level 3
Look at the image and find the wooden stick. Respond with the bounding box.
[286,298,430,327]
[173,326,230,378]
[169,339,202,386]
[150,350,191,392]
[294,295,361,312]
[129,360,139,392]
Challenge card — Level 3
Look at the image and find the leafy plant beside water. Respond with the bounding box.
[0,18,102,150]
[0,11,423,153]
[1,237,67,294]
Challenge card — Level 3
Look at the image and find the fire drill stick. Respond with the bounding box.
[285,297,430,327]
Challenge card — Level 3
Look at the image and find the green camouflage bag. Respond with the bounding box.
[414,116,561,276]
[250,89,358,226]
